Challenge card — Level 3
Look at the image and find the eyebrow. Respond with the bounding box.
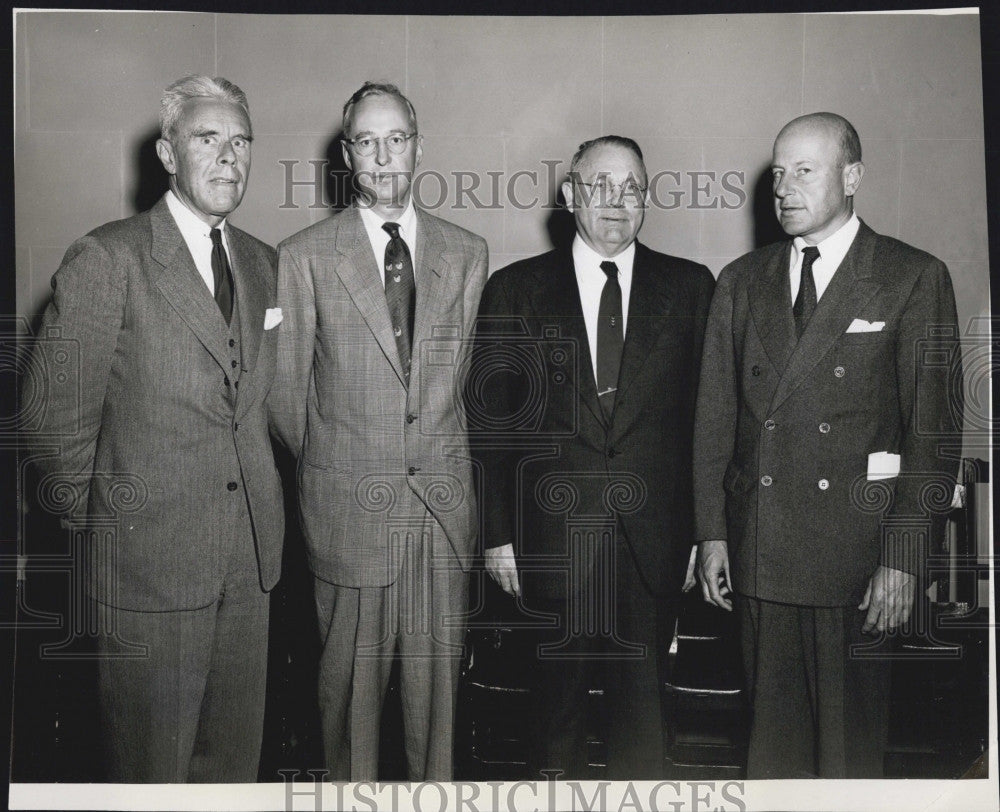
[189,128,253,142]
[350,129,409,137]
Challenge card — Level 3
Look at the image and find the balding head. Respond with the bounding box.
[776,113,862,169]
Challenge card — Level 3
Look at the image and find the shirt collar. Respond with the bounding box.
[358,198,417,243]
[793,212,860,268]
[165,189,227,240]
[572,234,636,275]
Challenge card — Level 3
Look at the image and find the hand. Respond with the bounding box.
[859,565,915,634]
[485,543,520,597]
[697,539,732,611]
[682,545,698,592]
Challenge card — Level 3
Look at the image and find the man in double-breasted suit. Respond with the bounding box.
[24,76,283,782]
[269,82,488,781]
[471,136,714,778]
[694,113,962,778]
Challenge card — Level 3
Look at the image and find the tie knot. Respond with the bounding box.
[382,222,401,240]
[801,245,820,266]
[600,260,619,280]
[210,227,223,247]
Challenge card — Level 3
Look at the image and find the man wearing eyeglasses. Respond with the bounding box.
[469,136,714,777]
[270,82,488,781]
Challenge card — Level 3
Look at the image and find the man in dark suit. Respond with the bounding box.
[694,112,962,778]
[470,135,714,778]
[23,75,283,782]
[269,82,488,781]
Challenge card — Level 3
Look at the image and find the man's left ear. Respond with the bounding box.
[155,138,177,176]
[844,161,865,197]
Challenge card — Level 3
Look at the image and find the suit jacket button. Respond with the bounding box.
[764,418,776,430]
[752,365,761,376]
[229,338,236,348]
[819,422,831,433]
[231,359,238,369]
[408,466,418,476]
[406,414,416,424]
[834,365,846,378]
[224,377,230,387]
[227,481,238,491]
[607,448,617,458]
[233,422,239,432]
[818,478,830,490]
[760,475,772,486]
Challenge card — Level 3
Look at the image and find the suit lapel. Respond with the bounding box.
[330,207,407,385]
[409,211,447,377]
[615,243,672,405]
[769,222,882,411]
[747,241,797,375]
[227,226,267,375]
[148,196,232,373]
[533,250,603,426]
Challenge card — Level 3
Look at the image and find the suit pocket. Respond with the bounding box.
[838,328,897,345]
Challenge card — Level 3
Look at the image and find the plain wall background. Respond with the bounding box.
[14,10,990,437]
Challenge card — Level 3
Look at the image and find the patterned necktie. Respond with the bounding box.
[792,245,820,338]
[210,227,233,325]
[596,260,624,419]
[382,221,416,382]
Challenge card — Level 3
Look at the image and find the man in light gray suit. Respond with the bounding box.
[24,76,283,782]
[270,82,488,781]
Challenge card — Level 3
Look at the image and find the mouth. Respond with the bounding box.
[211,177,239,186]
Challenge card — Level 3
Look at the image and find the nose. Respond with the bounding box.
[608,184,629,207]
[774,173,791,199]
[218,140,236,165]
[375,138,391,167]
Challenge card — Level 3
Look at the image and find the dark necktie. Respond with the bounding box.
[792,245,820,338]
[210,227,233,325]
[382,221,416,382]
[596,260,624,419]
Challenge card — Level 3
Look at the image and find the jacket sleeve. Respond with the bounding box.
[692,262,739,543]
[268,242,316,459]
[22,235,127,520]
[466,271,522,553]
[880,257,963,575]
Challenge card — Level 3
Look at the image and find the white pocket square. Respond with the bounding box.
[846,318,885,333]
[867,451,901,481]
[264,307,282,330]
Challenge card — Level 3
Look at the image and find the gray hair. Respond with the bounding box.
[342,81,418,136]
[159,75,250,140]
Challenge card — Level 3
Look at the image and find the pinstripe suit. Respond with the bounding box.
[25,194,283,781]
[270,204,488,780]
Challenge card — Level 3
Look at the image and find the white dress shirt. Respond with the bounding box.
[165,189,231,294]
[572,234,635,383]
[359,200,418,288]
[789,212,861,303]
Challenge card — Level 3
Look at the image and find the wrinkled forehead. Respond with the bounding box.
[177,97,252,135]
[347,94,414,135]
[575,144,647,184]
[772,121,840,164]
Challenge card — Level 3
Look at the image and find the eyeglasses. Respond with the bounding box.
[575,178,648,203]
[342,133,418,157]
